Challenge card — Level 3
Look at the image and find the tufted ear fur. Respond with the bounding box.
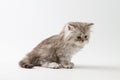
[87,23,94,27]
[65,24,76,31]
[85,23,94,31]
[63,24,76,39]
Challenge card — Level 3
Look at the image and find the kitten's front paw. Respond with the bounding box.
[62,62,74,69]
[48,62,61,69]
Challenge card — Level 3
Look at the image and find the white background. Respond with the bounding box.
[0,0,120,80]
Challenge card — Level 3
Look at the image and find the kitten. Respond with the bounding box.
[19,22,94,69]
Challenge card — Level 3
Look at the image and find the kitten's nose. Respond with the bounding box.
[81,39,84,42]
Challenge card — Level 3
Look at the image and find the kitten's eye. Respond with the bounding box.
[77,36,81,39]
[84,35,87,38]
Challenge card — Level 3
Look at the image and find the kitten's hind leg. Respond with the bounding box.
[19,57,34,69]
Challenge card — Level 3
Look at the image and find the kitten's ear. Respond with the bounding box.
[65,24,75,31]
[87,23,94,27]
[63,24,75,40]
[85,23,94,30]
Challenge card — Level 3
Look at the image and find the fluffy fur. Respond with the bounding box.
[19,22,94,69]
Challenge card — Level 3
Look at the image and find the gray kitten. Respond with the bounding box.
[19,22,94,69]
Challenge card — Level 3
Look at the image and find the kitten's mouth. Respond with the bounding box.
[75,39,85,43]
[78,40,88,44]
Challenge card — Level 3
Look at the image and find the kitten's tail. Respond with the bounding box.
[19,57,34,69]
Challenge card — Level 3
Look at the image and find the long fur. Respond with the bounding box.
[19,22,93,69]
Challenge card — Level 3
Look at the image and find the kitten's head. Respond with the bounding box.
[63,22,94,46]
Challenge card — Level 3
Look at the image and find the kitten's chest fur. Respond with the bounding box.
[56,43,82,56]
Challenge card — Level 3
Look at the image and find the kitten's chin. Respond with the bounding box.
[84,40,89,44]
[75,42,85,47]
